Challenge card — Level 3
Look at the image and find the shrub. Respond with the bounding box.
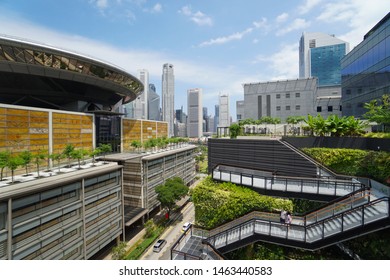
[191,177,293,229]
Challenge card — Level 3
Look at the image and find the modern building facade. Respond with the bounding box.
[132,69,149,120]
[187,88,203,138]
[341,12,390,118]
[236,100,245,121]
[162,63,175,137]
[218,94,230,128]
[0,36,195,260]
[243,78,317,121]
[299,32,349,86]
[148,84,160,121]
[214,105,219,132]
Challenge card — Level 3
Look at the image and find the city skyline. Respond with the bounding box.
[1,0,389,120]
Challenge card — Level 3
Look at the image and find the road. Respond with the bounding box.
[140,201,195,260]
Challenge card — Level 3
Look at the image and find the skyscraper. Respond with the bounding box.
[299,32,349,86]
[218,94,230,127]
[133,69,149,119]
[187,88,203,138]
[148,83,160,121]
[214,104,219,132]
[162,63,175,136]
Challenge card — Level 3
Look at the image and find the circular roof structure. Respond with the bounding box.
[0,35,143,111]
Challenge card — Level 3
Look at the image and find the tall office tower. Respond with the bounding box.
[203,107,209,132]
[236,100,245,121]
[214,105,219,132]
[187,88,203,138]
[148,83,160,121]
[218,94,230,127]
[162,63,175,136]
[133,69,149,119]
[299,32,349,86]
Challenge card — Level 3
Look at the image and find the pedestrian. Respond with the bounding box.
[280,210,287,223]
[286,211,292,227]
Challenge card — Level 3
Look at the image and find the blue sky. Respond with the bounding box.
[0,0,389,120]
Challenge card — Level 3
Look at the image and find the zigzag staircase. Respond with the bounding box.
[204,164,390,255]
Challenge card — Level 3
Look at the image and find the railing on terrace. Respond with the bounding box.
[212,165,365,198]
[205,196,389,251]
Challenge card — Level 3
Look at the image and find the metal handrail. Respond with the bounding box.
[205,196,389,249]
[213,166,365,197]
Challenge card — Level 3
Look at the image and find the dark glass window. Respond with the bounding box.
[328,106,333,112]
[317,106,322,112]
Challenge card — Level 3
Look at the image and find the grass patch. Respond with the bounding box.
[125,226,165,260]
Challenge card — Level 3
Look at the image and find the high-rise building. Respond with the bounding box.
[214,105,219,132]
[162,63,175,136]
[187,88,203,138]
[148,83,160,121]
[236,100,245,121]
[341,12,390,119]
[218,94,230,127]
[299,32,349,86]
[133,69,149,119]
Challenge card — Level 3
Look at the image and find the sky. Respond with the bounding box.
[0,0,389,120]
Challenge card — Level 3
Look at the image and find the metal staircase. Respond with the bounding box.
[203,187,390,254]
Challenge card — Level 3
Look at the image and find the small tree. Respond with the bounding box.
[63,144,75,167]
[7,154,23,183]
[111,242,127,260]
[0,151,10,181]
[144,219,156,238]
[70,149,83,169]
[49,152,64,172]
[20,150,33,175]
[130,140,142,153]
[155,177,189,219]
[364,94,390,131]
[98,143,112,163]
[34,150,46,177]
[229,123,241,139]
[90,147,101,166]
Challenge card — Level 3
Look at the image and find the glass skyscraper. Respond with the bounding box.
[341,12,390,118]
[299,32,349,86]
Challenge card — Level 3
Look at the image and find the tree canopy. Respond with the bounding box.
[155,177,189,217]
[364,94,390,130]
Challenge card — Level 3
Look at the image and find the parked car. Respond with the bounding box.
[182,222,192,232]
[153,239,166,253]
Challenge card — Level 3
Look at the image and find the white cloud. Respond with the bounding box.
[276,13,289,23]
[89,0,109,9]
[253,43,299,81]
[178,6,213,26]
[298,0,323,15]
[151,3,162,13]
[199,28,253,47]
[317,0,390,49]
[276,18,311,36]
[199,18,269,47]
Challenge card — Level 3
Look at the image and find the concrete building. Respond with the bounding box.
[236,100,245,121]
[132,69,149,120]
[341,12,390,119]
[0,36,196,259]
[162,63,175,137]
[187,88,202,138]
[243,78,317,121]
[218,94,230,128]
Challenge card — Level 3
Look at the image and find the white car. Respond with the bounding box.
[182,222,192,232]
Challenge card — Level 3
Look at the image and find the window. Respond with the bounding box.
[317,106,322,112]
[296,105,301,110]
[286,106,290,111]
[309,39,316,48]
[346,89,351,95]
[286,93,290,98]
[295,92,300,98]
[276,94,280,99]
[328,106,333,112]
[276,106,281,111]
